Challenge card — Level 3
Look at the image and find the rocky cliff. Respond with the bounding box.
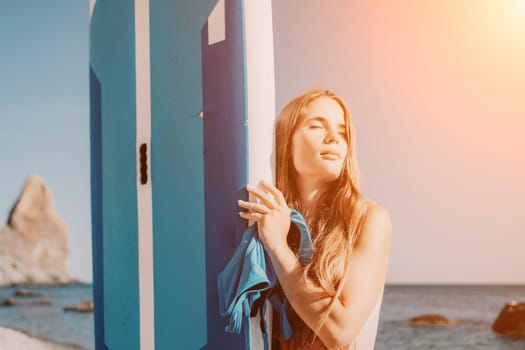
[0,175,78,286]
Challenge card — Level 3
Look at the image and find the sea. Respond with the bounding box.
[0,284,524,350]
[0,283,93,349]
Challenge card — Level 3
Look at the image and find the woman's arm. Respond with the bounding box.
[265,203,392,349]
[238,181,392,349]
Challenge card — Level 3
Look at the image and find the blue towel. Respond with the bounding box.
[217,208,313,350]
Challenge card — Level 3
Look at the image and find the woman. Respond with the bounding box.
[237,88,392,349]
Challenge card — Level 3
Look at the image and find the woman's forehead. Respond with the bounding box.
[299,97,345,125]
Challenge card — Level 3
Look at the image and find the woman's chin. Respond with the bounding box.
[319,169,342,182]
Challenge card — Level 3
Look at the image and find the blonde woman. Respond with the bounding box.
[237,88,392,349]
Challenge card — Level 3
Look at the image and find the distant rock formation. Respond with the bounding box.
[0,175,78,286]
[409,314,458,326]
[492,301,525,338]
[32,299,53,306]
[14,288,42,297]
[63,300,94,313]
[1,298,18,306]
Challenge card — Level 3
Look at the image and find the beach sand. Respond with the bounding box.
[0,326,83,350]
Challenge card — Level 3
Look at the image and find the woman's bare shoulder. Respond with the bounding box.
[364,200,391,224]
[356,200,392,247]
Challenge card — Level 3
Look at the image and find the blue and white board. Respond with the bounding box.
[89,0,276,349]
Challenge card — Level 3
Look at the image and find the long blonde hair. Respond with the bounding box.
[275,87,369,348]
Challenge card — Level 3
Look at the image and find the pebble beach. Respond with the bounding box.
[0,326,82,350]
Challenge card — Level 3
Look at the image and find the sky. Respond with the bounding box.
[1,1,524,284]
[0,2,91,282]
[272,0,525,284]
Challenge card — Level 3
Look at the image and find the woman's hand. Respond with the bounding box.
[238,180,291,252]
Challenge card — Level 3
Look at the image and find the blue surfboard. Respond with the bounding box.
[90,0,276,349]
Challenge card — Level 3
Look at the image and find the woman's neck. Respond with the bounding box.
[296,176,327,222]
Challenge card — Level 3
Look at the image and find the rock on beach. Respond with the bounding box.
[492,301,525,338]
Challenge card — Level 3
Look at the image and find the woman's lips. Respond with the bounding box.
[320,153,340,160]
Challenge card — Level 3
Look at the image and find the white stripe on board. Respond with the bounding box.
[244,0,277,348]
[135,0,155,349]
[89,0,96,19]
[208,0,226,45]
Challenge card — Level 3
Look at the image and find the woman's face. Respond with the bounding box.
[290,96,348,183]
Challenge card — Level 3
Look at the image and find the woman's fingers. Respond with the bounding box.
[246,184,278,209]
[238,211,263,221]
[258,180,287,207]
[238,200,270,214]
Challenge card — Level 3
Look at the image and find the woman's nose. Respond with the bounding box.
[324,137,338,145]
[324,132,338,144]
